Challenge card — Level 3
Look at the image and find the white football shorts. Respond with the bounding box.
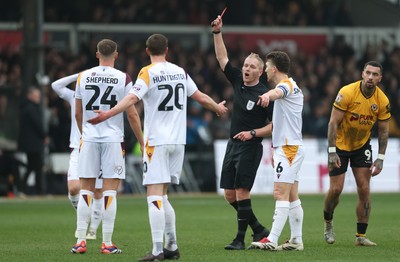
[142,144,184,186]
[273,145,305,183]
[68,148,103,189]
[78,141,126,180]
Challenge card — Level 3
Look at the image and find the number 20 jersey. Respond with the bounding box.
[76,66,132,142]
[130,62,198,146]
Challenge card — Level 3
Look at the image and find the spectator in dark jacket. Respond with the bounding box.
[18,87,47,195]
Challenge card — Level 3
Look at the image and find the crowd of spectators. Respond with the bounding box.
[1,0,399,155]
[1,34,400,154]
[3,0,353,27]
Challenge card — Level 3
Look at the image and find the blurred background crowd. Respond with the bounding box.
[1,0,400,195]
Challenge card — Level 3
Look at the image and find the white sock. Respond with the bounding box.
[147,195,164,255]
[268,200,290,244]
[68,193,79,210]
[76,190,93,243]
[89,197,103,232]
[289,199,303,244]
[102,190,117,246]
[163,195,177,251]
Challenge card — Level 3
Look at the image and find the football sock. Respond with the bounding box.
[89,197,103,232]
[102,190,117,246]
[289,199,303,244]
[268,200,290,244]
[148,195,165,255]
[235,199,252,242]
[231,200,264,234]
[76,190,93,243]
[357,223,368,235]
[163,195,178,251]
[68,193,79,210]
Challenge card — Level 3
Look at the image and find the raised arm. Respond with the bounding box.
[211,15,229,71]
[51,73,79,97]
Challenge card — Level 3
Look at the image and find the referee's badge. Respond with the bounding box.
[246,100,255,110]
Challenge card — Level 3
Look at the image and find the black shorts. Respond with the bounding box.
[220,139,263,190]
[329,142,373,176]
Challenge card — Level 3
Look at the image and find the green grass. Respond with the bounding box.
[0,193,399,261]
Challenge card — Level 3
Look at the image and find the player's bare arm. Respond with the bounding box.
[257,89,283,108]
[126,104,144,153]
[190,90,228,117]
[371,120,389,176]
[88,93,138,124]
[327,107,345,170]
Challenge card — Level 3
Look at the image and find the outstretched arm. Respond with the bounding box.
[257,89,284,108]
[211,15,229,71]
[88,93,139,124]
[190,90,228,117]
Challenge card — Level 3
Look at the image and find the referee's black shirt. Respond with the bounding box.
[223,62,273,141]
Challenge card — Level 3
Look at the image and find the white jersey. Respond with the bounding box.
[75,66,131,142]
[130,62,198,146]
[51,74,81,148]
[272,77,303,147]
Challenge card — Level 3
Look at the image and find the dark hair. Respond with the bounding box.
[97,39,118,57]
[364,61,383,74]
[146,34,168,55]
[266,51,290,74]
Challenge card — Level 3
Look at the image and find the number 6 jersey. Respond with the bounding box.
[130,62,198,146]
[76,66,132,142]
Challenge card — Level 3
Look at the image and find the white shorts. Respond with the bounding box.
[68,148,103,188]
[67,148,80,181]
[78,141,126,180]
[142,144,184,186]
[273,145,305,184]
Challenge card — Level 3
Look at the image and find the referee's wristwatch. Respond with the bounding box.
[250,129,256,138]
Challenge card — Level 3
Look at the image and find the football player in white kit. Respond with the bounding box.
[51,74,104,240]
[88,34,228,261]
[250,51,305,251]
[71,39,143,254]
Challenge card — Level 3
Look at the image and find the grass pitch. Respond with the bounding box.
[0,193,398,261]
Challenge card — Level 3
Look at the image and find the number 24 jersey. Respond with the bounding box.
[76,66,132,143]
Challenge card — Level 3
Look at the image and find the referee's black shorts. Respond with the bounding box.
[220,139,263,190]
[329,141,372,176]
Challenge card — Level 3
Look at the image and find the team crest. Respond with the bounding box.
[114,166,123,175]
[371,104,378,112]
[246,100,255,110]
[335,93,343,104]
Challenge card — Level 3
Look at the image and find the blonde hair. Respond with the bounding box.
[246,53,264,70]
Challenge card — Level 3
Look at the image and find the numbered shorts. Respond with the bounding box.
[329,142,372,176]
[78,141,125,180]
[273,145,305,183]
[220,139,263,190]
[69,148,103,188]
[142,144,184,186]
